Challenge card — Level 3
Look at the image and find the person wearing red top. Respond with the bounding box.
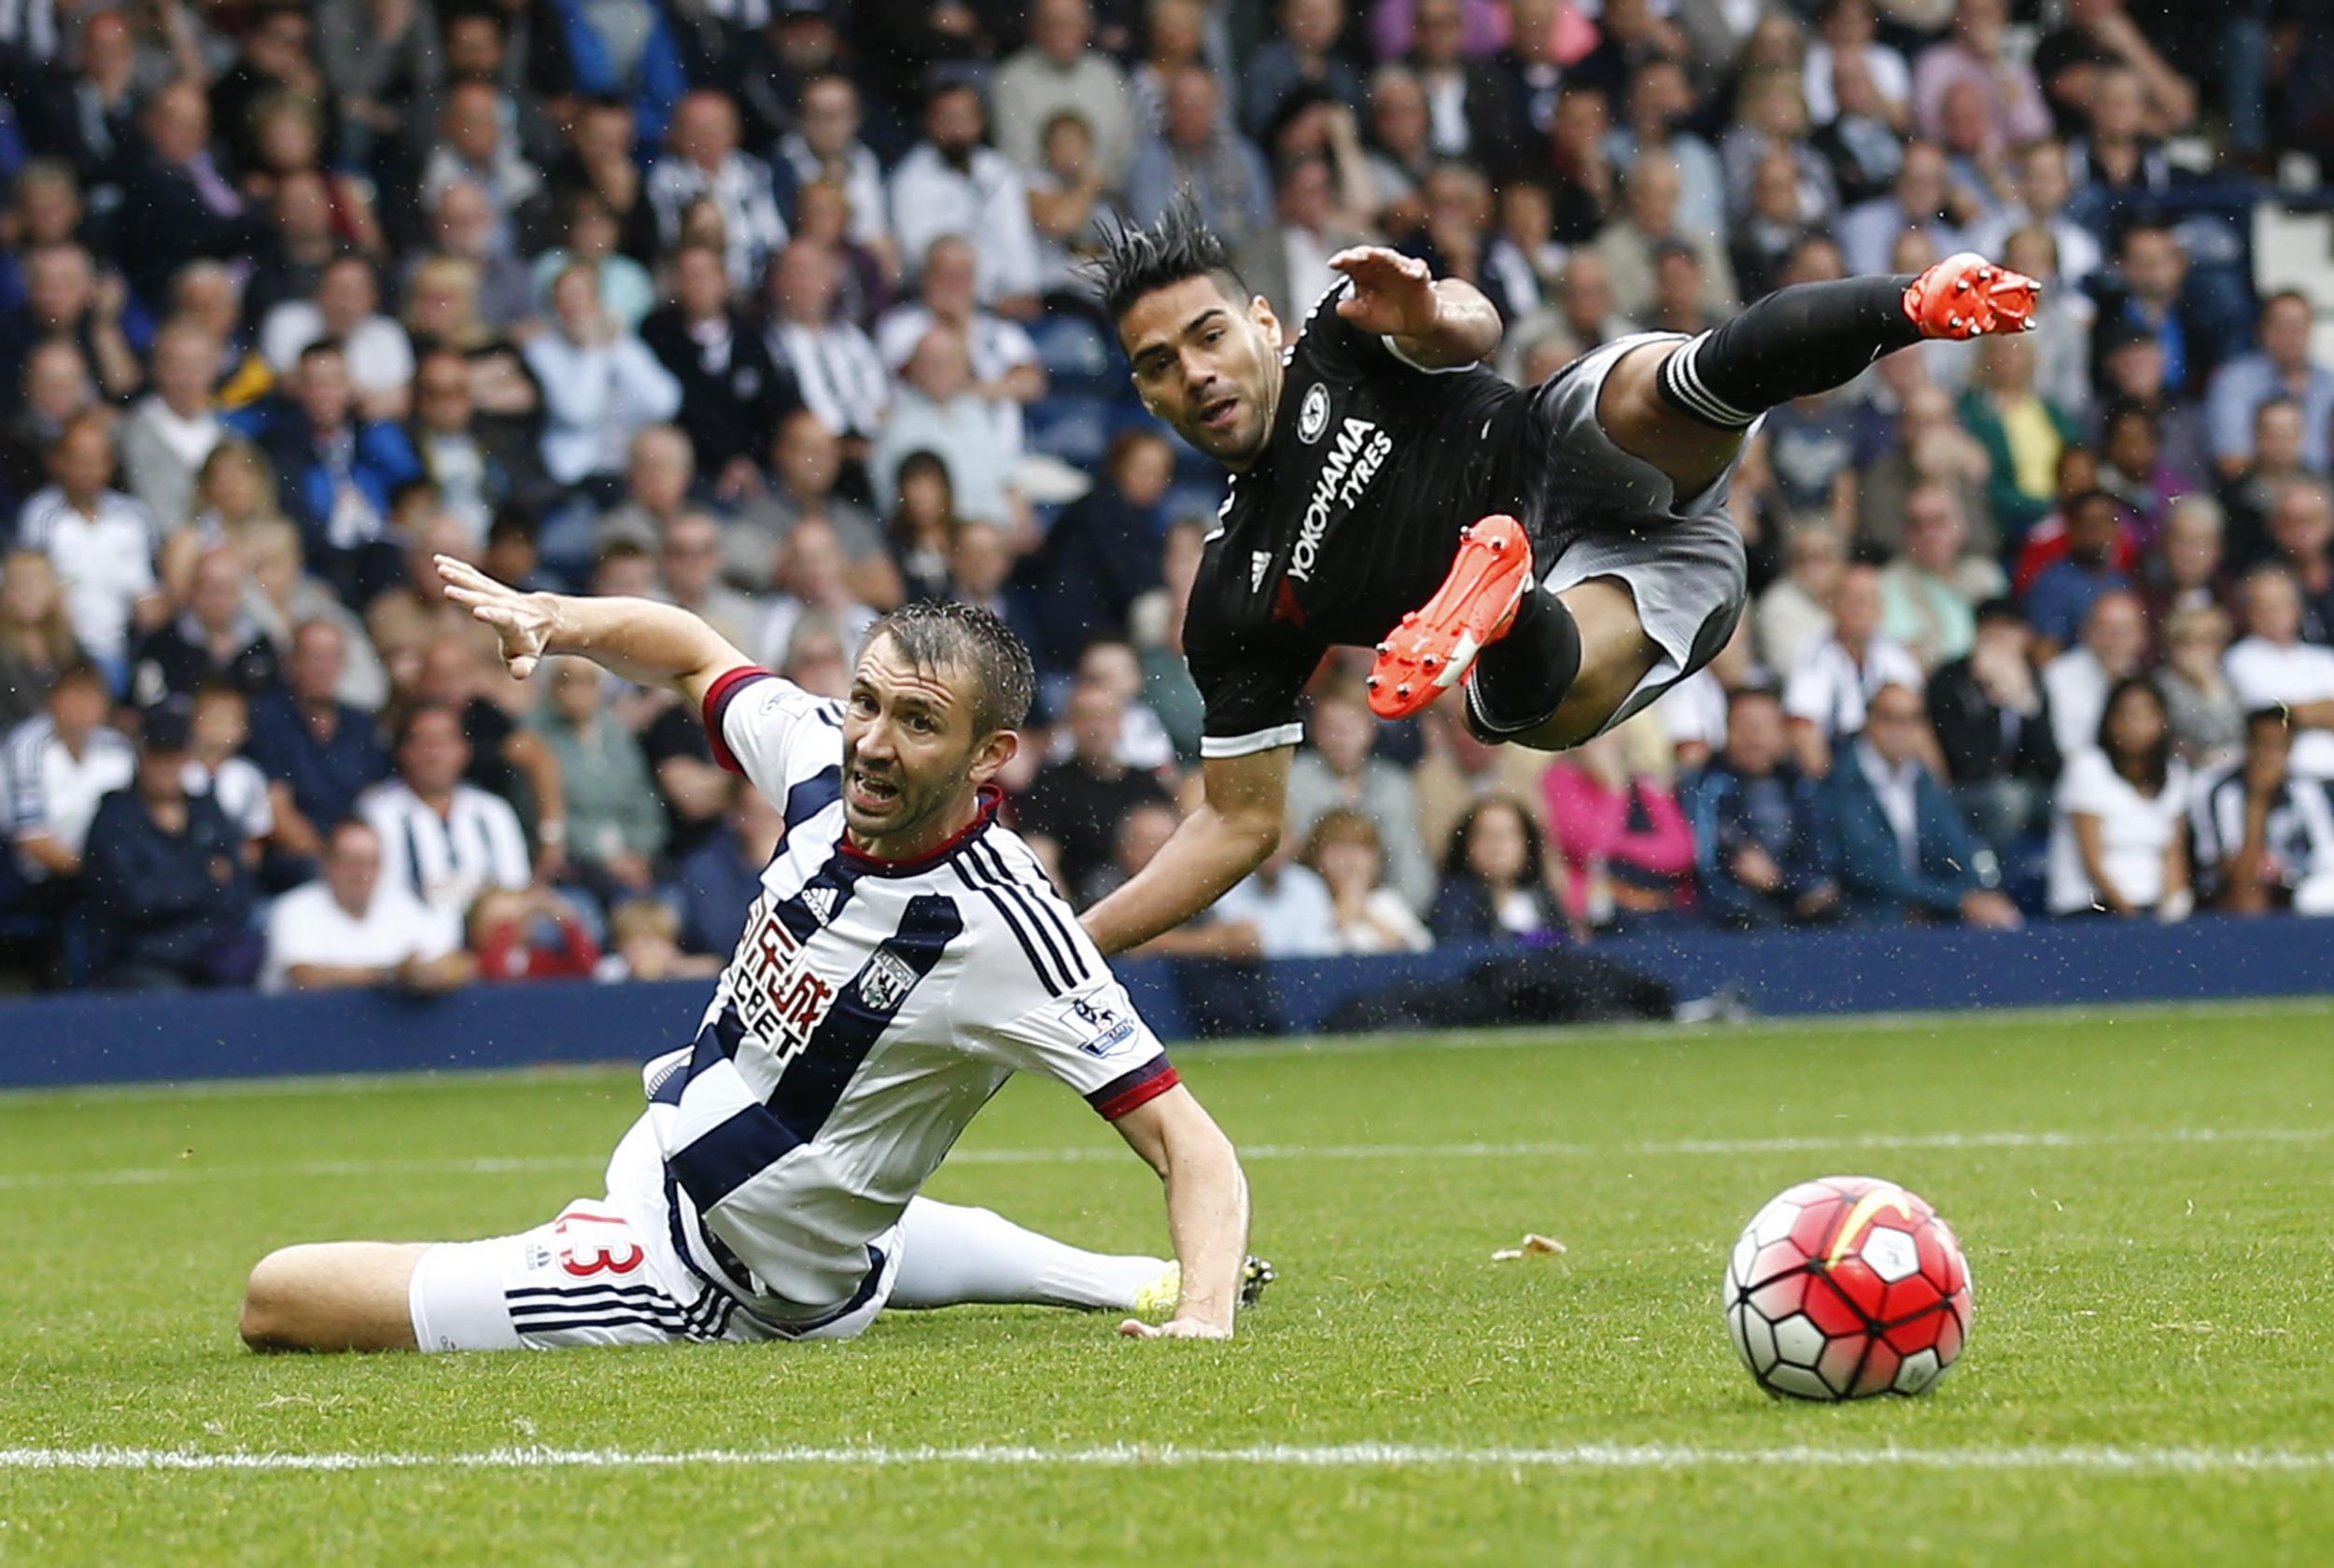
[466,885,602,981]
[1541,727,1696,929]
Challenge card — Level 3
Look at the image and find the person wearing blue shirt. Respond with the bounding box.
[2203,291,2334,482]
[1682,687,1842,928]
[244,620,388,857]
[2023,490,2132,655]
[1826,681,2024,929]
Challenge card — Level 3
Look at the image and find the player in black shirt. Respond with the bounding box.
[1075,195,2039,955]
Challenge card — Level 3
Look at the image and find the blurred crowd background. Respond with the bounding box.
[3,0,2333,995]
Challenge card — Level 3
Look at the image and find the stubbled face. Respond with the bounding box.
[1865,687,1925,766]
[1120,275,1285,469]
[399,710,471,794]
[1725,695,1786,774]
[840,635,1005,852]
[288,627,342,710]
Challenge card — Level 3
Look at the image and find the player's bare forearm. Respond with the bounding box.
[437,556,749,706]
[1077,748,1290,955]
[1388,279,1502,369]
[1115,1086,1250,1337]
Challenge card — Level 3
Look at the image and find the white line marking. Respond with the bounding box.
[2,1442,2328,1477]
[0,1126,2323,1192]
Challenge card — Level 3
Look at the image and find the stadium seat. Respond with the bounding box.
[1029,312,1118,396]
[1024,394,1117,468]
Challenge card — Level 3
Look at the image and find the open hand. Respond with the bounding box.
[1328,246,1435,337]
[435,554,555,680]
[1118,1317,1232,1340]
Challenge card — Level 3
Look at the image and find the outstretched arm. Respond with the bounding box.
[435,555,750,708]
[1078,746,1291,955]
[1110,1085,1250,1338]
[1328,245,1502,370]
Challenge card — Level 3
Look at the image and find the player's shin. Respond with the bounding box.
[1465,582,1582,740]
[1655,275,1923,429]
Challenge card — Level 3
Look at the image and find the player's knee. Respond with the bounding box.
[239,1247,315,1351]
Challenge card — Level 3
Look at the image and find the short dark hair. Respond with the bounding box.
[862,599,1034,736]
[1087,190,1246,325]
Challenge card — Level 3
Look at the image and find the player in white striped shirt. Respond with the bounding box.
[240,564,1263,1352]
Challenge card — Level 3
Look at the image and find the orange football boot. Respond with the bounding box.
[1366,515,1533,721]
[1902,252,2041,340]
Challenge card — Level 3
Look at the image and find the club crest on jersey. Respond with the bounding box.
[1291,416,1395,584]
[858,947,920,1014]
[1297,382,1330,444]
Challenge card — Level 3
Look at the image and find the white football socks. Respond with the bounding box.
[890,1197,1166,1311]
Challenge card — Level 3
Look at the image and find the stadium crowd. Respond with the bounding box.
[2,0,2333,992]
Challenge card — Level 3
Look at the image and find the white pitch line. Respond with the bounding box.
[0,1125,2324,1193]
[1,1442,2329,1477]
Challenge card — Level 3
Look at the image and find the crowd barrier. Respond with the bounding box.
[1,915,2330,1090]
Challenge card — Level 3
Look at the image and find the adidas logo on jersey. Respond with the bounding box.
[803,885,839,925]
[1251,551,1272,592]
[1291,416,1395,584]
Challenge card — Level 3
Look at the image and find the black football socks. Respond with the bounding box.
[1656,275,1921,429]
[1466,581,1582,741]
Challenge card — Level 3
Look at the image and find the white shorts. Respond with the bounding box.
[408,1197,903,1352]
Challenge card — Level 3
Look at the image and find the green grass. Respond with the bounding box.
[3,1000,2333,1565]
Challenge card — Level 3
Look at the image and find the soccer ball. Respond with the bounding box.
[1723,1175,1974,1401]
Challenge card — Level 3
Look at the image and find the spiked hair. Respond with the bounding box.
[1086,190,1248,325]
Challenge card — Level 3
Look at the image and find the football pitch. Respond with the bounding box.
[4,999,2331,1565]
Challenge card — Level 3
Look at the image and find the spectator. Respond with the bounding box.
[182,681,275,866]
[1,338,96,513]
[1683,685,1843,928]
[1301,806,1433,954]
[1961,333,2078,547]
[1015,682,1174,902]
[592,424,696,560]
[1757,520,1849,677]
[1126,67,1274,253]
[869,326,1022,528]
[544,95,659,268]
[1911,0,2050,151]
[527,659,668,903]
[1805,0,1912,128]
[649,88,793,292]
[888,82,1042,313]
[2224,567,2334,781]
[112,81,269,306]
[2095,223,2201,399]
[725,408,896,607]
[1064,640,1178,773]
[14,411,163,684]
[2024,490,2134,658]
[127,547,280,709]
[404,348,553,549]
[359,704,531,921]
[1207,843,1342,958]
[675,775,783,956]
[1401,0,1526,178]
[1836,141,1974,281]
[258,256,416,424]
[640,241,799,499]
[234,518,390,714]
[886,451,963,605]
[225,341,422,591]
[2063,64,2173,202]
[1880,483,2004,671]
[1783,563,1926,777]
[1427,795,1568,944]
[657,511,761,654]
[1236,151,1373,326]
[419,77,547,257]
[0,549,78,731]
[4,659,133,890]
[531,190,656,332]
[79,703,257,988]
[1543,726,1696,930]
[1244,0,1365,141]
[756,518,879,674]
[1828,681,2022,928]
[246,619,391,858]
[260,819,471,994]
[993,0,1136,189]
[467,884,600,982]
[2035,0,2196,139]
[1081,799,1184,907]
[1928,599,2063,852]
[2220,399,2320,571]
[1549,80,1628,245]
[2152,599,2237,768]
[2043,588,2148,763]
[762,242,891,446]
[2264,479,2334,644]
[116,321,226,539]
[2046,677,2192,919]
[523,262,683,492]
[2203,292,2333,483]
[1968,142,2102,292]
[2192,707,2334,915]
[597,897,721,982]
[2142,494,2233,628]
[1285,685,1435,914]
[418,175,540,334]
[404,638,566,878]
[1029,432,1173,670]
[2096,402,2193,543]
[770,75,891,265]
[1592,155,1738,325]
[1361,64,1434,229]
[874,235,1047,452]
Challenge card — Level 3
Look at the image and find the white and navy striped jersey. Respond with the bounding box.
[14,486,159,662]
[2190,763,2334,899]
[4,716,135,876]
[626,665,1178,1327]
[357,778,531,917]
